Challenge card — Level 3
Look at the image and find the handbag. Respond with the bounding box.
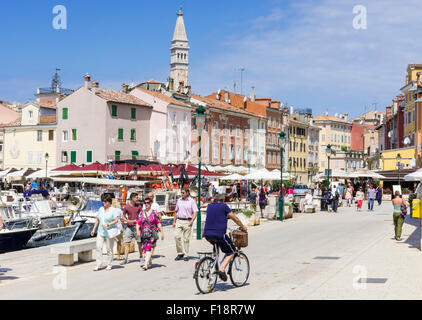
[401,203,408,217]
[101,209,121,239]
[143,211,160,241]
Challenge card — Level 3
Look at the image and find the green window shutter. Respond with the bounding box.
[118,128,124,140]
[131,151,139,160]
[112,105,117,117]
[63,108,68,120]
[70,151,76,163]
[131,108,136,119]
[115,151,121,161]
[131,129,136,141]
[72,129,77,141]
[87,151,92,163]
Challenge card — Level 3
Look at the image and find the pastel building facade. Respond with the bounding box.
[130,86,192,164]
[56,75,152,166]
[3,102,57,169]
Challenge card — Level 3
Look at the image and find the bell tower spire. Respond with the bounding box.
[170,7,189,92]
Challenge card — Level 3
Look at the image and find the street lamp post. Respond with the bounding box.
[194,105,207,240]
[278,131,287,221]
[326,144,332,190]
[396,153,401,185]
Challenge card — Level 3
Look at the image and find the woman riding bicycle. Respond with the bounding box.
[203,193,247,282]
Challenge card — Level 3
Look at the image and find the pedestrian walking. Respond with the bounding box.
[345,186,352,207]
[367,184,376,211]
[331,186,340,212]
[248,186,258,212]
[376,185,383,206]
[355,187,364,211]
[91,194,121,271]
[120,193,143,265]
[143,192,163,223]
[114,207,124,261]
[258,185,267,218]
[173,187,198,261]
[136,197,164,270]
[392,191,407,241]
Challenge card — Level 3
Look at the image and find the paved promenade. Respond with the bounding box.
[1,201,421,299]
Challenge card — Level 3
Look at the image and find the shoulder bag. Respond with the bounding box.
[143,210,160,241]
[401,200,408,217]
[102,209,121,239]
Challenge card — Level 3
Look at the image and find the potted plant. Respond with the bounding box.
[237,209,257,226]
[284,202,293,219]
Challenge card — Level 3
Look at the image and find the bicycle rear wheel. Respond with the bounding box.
[195,257,217,294]
[229,252,250,287]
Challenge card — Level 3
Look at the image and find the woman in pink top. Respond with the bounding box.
[136,197,164,271]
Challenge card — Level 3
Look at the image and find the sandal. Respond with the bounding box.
[142,266,148,271]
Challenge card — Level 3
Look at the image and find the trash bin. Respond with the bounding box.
[412,199,421,218]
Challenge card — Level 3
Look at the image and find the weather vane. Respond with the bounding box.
[179,5,182,13]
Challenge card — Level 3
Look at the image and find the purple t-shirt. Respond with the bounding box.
[204,202,231,238]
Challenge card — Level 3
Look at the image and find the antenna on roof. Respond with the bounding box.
[240,68,245,95]
[233,68,237,93]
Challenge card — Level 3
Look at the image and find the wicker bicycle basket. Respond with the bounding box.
[232,230,248,248]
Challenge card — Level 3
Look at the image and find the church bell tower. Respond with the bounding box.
[169,7,189,92]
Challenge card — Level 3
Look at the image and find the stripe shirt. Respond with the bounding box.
[175,196,198,219]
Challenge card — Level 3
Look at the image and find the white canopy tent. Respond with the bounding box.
[348,169,386,179]
[218,173,245,181]
[243,168,291,181]
[26,169,63,179]
[51,177,154,186]
[404,168,422,181]
[6,168,28,177]
[0,168,12,178]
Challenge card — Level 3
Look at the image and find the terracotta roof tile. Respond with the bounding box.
[191,94,264,118]
[96,89,152,107]
[313,115,352,124]
[40,115,56,124]
[1,118,21,127]
[134,87,189,107]
[206,90,268,117]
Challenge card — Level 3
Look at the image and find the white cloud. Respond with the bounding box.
[191,0,422,118]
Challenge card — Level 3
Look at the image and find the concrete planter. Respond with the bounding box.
[236,212,258,226]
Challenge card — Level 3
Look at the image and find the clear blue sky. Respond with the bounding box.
[1,0,421,119]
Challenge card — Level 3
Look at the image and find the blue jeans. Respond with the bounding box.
[368,198,374,210]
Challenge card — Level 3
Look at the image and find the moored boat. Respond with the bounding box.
[0,228,39,253]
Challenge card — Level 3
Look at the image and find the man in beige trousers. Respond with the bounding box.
[172,187,198,261]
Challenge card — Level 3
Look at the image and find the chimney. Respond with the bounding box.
[84,73,91,89]
[92,81,99,94]
[216,89,221,100]
[122,83,129,93]
[168,77,174,91]
[250,86,255,102]
[290,105,294,114]
[224,91,230,104]
[186,85,191,95]
[343,113,348,121]
[178,80,184,92]
[386,105,392,117]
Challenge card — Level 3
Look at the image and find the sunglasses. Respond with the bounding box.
[145,202,151,204]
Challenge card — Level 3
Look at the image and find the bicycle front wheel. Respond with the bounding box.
[195,257,217,294]
[229,252,250,287]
